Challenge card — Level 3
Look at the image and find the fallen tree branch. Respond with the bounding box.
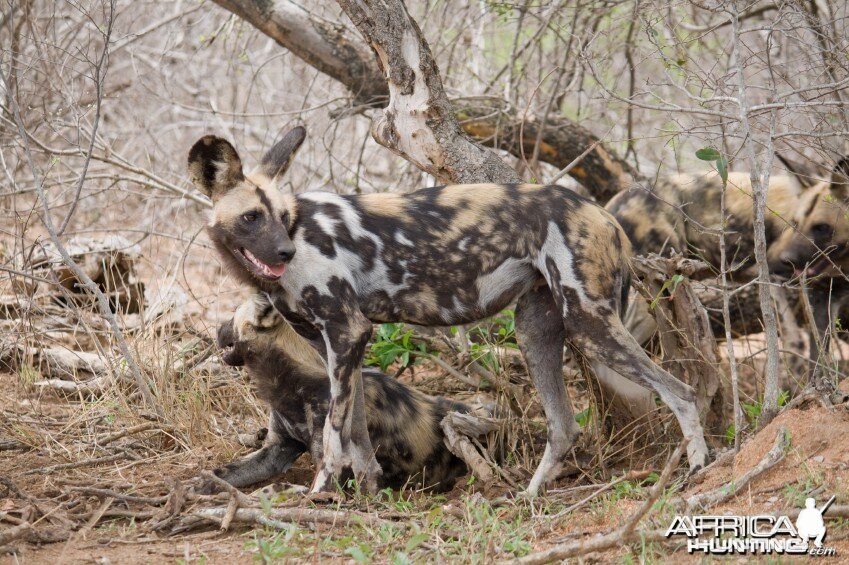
[23,452,129,475]
[0,522,32,545]
[188,505,403,530]
[684,426,788,513]
[441,411,502,483]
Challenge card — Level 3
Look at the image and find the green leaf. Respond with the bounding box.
[346,546,369,564]
[405,533,430,553]
[716,154,728,184]
[695,147,721,161]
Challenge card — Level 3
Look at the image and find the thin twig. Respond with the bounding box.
[23,452,129,475]
[516,440,687,564]
[684,426,788,512]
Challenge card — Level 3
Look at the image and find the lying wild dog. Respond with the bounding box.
[204,294,470,493]
[187,126,709,495]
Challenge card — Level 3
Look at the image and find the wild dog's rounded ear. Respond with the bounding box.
[829,156,849,202]
[187,135,245,201]
[254,126,307,186]
[776,153,820,190]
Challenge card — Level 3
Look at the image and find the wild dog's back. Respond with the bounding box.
[607,171,802,274]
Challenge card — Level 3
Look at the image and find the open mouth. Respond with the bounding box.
[235,248,287,280]
[216,322,245,366]
[220,343,244,366]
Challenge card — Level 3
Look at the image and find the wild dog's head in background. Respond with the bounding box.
[187,127,306,291]
[769,157,849,278]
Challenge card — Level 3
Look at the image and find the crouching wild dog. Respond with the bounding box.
[205,295,470,492]
[187,126,709,495]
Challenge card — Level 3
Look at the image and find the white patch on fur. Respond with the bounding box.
[457,237,470,251]
[475,258,534,309]
[395,231,414,246]
[313,212,337,236]
[538,221,589,312]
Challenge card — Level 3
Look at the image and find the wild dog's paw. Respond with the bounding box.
[195,468,230,495]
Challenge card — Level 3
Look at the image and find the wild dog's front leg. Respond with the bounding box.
[311,313,381,494]
[199,411,306,493]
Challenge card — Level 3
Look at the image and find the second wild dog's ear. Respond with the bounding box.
[830,155,849,202]
[776,152,820,190]
[187,135,245,201]
[253,126,306,186]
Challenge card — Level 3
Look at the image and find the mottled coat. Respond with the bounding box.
[607,171,802,278]
[208,295,470,492]
[188,127,709,495]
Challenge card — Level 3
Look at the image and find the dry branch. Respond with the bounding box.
[630,254,724,430]
[188,505,402,531]
[335,0,518,184]
[213,0,634,199]
[441,411,502,483]
[684,426,788,512]
[0,522,32,546]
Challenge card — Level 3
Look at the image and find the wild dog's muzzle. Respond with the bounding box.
[217,319,245,366]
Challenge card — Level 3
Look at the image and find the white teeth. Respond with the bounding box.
[242,249,276,277]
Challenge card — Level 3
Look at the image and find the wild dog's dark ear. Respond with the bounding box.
[187,135,245,201]
[254,126,306,185]
[830,156,849,202]
[776,153,820,190]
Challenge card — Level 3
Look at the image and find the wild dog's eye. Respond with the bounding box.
[281,211,290,226]
[242,211,260,223]
[811,223,832,235]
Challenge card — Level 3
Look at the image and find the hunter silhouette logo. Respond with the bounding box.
[796,496,834,549]
[665,495,837,556]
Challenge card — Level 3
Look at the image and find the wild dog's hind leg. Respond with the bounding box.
[568,313,710,472]
[516,285,578,496]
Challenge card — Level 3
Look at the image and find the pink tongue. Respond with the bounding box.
[268,263,286,277]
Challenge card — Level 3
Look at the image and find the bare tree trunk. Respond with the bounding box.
[210,0,387,107]
[729,3,781,424]
[210,0,636,199]
[333,0,519,184]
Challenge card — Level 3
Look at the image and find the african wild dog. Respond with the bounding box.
[601,162,849,412]
[201,294,470,493]
[187,126,709,495]
[768,158,849,359]
[606,171,803,277]
[600,171,805,415]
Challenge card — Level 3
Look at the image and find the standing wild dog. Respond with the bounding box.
[187,126,709,495]
[203,294,470,493]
